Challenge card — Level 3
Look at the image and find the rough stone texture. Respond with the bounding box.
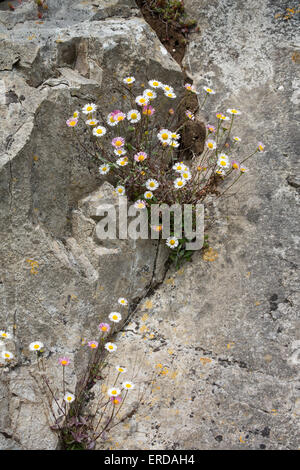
[0,0,180,450]
[0,0,299,450]
[92,0,299,450]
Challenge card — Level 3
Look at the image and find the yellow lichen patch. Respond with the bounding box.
[202,247,218,262]
[226,342,235,349]
[165,277,175,286]
[26,259,39,275]
[168,349,174,355]
[200,357,212,365]
[148,334,155,340]
[177,268,185,275]
[143,300,153,310]
[141,313,149,322]
[169,370,178,380]
[161,368,169,376]
[255,301,261,306]
[139,325,148,333]
[155,363,163,369]
[27,34,36,41]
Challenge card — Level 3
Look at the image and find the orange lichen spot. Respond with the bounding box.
[200,357,212,365]
[202,247,218,262]
[139,325,148,333]
[165,277,175,286]
[155,363,163,369]
[142,313,149,322]
[144,300,153,310]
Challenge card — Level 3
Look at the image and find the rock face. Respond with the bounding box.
[0,0,299,450]
[0,0,180,450]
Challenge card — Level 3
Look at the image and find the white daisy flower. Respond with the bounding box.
[99,164,110,175]
[170,140,180,148]
[143,89,157,100]
[181,171,192,181]
[157,129,172,144]
[82,103,97,115]
[114,148,126,156]
[107,113,118,126]
[1,351,14,360]
[170,132,180,140]
[146,179,159,191]
[116,157,128,167]
[164,91,176,99]
[64,393,75,404]
[227,108,241,115]
[73,110,79,118]
[203,86,215,94]
[166,236,179,249]
[217,156,230,169]
[216,168,226,176]
[173,162,185,172]
[115,185,125,196]
[29,341,44,352]
[233,136,241,142]
[118,297,128,306]
[123,77,135,85]
[148,79,162,89]
[108,387,121,397]
[127,109,141,123]
[174,178,186,189]
[105,342,117,352]
[116,365,127,374]
[109,312,122,323]
[86,119,99,126]
[206,140,217,150]
[162,84,174,93]
[0,331,11,340]
[144,191,153,200]
[93,126,107,137]
[240,165,249,173]
[135,95,149,107]
[122,381,135,390]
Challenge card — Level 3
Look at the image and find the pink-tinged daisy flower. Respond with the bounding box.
[109,312,122,323]
[174,178,186,189]
[123,76,135,85]
[231,160,240,170]
[142,105,155,116]
[152,224,163,232]
[1,351,14,360]
[143,89,157,100]
[127,109,141,123]
[115,112,126,123]
[107,113,118,126]
[118,298,128,306]
[93,126,107,137]
[64,393,75,404]
[122,381,135,390]
[115,185,126,196]
[82,103,97,115]
[227,108,241,115]
[184,83,198,94]
[86,119,99,126]
[112,137,125,148]
[59,357,70,366]
[233,136,241,142]
[105,342,117,352]
[134,200,147,210]
[116,157,128,167]
[144,191,153,200]
[203,86,215,94]
[185,110,195,120]
[240,165,249,173]
[206,139,217,150]
[99,323,110,333]
[146,179,159,191]
[166,236,179,249]
[66,117,78,127]
[148,79,162,89]
[257,142,265,152]
[169,108,175,115]
[88,341,98,349]
[110,395,122,405]
[134,151,147,162]
[135,95,149,107]
[108,387,121,397]
[99,164,110,175]
[206,124,216,133]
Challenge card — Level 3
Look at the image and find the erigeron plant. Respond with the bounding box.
[0,298,150,450]
[66,77,265,265]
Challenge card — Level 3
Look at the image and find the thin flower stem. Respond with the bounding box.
[218,173,243,198]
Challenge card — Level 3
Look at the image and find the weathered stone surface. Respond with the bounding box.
[0,0,179,450]
[90,0,299,450]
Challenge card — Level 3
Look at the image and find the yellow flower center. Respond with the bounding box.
[70,120,77,126]
[208,143,213,148]
[220,161,227,166]
[161,133,169,140]
[126,384,132,388]
[170,240,175,245]
[153,82,159,87]
[5,353,10,358]
[233,163,239,169]
[2,333,7,337]
[101,326,107,331]
[108,345,113,350]
[34,344,40,349]
[111,390,117,395]
[86,106,93,112]
[206,88,212,93]
[231,109,237,113]
[178,181,183,186]
[91,343,97,348]
[97,129,103,134]
[112,315,118,320]
[149,182,155,188]
[131,113,137,119]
